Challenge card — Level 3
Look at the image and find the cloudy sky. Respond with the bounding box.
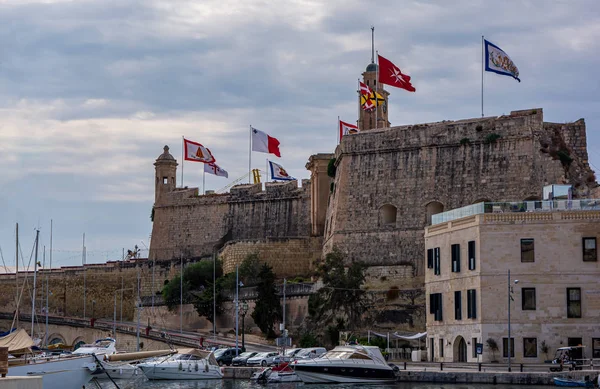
[0,0,598,268]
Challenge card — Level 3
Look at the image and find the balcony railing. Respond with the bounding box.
[431,199,600,225]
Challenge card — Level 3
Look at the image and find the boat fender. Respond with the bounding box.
[204,363,209,373]
[188,364,191,372]
[195,363,198,371]
[178,362,182,371]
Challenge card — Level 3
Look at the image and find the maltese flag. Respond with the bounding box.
[251,127,281,157]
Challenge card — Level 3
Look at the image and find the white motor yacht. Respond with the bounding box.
[72,337,139,380]
[292,345,396,384]
[137,348,223,380]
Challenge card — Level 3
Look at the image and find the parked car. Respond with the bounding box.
[294,347,327,360]
[232,351,258,366]
[214,347,244,366]
[273,348,302,365]
[246,351,280,367]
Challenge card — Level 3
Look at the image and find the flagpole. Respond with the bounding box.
[337,116,340,145]
[481,35,484,117]
[202,169,205,195]
[181,135,184,187]
[249,125,252,184]
[375,50,379,130]
[357,79,361,131]
[266,158,269,183]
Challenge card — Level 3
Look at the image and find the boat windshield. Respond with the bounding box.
[322,350,371,360]
[172,354,203,361]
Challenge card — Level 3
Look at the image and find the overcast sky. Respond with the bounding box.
[0,0,598,268]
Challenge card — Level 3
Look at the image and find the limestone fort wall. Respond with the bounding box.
[324,109,597,280]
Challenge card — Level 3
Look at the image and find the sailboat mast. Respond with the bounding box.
[82,233,86,319]
[31,229,40,336]
[47,219,52,347]
[15,223,19,329]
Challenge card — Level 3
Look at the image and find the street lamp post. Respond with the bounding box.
[240,300,249,351]
[507,270,519,372]
[92,300,96,319]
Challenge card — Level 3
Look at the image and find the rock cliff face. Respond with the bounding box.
[324,109,596,276]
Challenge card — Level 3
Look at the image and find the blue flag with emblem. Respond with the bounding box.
[484,39,520,82]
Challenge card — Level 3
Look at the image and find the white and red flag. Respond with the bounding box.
[251,127,281,157]
[339,120,359,141]
[184,138,216,163]
[378,54,416,92]
[204,163,228,178]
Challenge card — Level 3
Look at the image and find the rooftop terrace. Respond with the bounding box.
[431,199,600,225]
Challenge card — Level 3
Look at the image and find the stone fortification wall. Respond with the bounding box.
[0,259,172,322]
[220,237,322,277]
[149,180,312,261]
[324,109,597,278]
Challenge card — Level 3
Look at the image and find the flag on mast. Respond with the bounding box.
[484,39,520,82]
[359,81,383,111]
[269,160,295,181]
[251,127,281,157]
[204,163,228,178]
[339,120,359,141]
[184,138,216,163]
[377,54,416,92]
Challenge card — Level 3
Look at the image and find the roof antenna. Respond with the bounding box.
[371,26,375,64]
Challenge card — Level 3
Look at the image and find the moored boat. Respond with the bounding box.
[553,376,596,387]
[292,345,396,384]
[137,348,223,380]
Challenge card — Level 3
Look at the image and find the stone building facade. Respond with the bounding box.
[424,201,600,363]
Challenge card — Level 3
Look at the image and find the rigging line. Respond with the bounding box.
[0,245,8,273]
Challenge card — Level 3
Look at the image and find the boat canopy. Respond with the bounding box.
[0,329,34,353]
[176,348,218,366]
[322,346,387,365]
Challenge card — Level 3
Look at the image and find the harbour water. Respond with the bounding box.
[101,380,551,389]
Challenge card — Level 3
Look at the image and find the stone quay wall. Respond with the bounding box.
[324,109,597,279]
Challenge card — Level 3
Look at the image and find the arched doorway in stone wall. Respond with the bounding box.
[454,336,468,362]
[425,201,444,224]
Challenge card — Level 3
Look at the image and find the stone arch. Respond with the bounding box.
[453,335,468,362]
[379,204,397,226]
[72,336,87,349]
[425,201,444,224]
[47,333,66,345]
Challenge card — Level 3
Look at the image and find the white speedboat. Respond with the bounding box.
[292,345,396,384]
[137,348,223,380]
[72,337,139,380]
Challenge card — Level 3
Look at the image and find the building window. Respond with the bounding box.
[523,338,537,358]
[472,337,478,358]
[567,288,581,318]
[429,293,443,321]
[454,291,462,320]
[451,244,461,272]
[434,247,441,275]
[467,289,477,319]
[583,237,597,261]
[503,337,515,358]
[163,177,168,184]
[380,204,397,225]
[593,338,600,358]
[521,238,535,262]
[522,288,536,310]
[439,338,444,357]
[468,241,476,270]
[427,248,434,269]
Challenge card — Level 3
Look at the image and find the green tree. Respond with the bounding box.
[308,249,367,329]
[162,275,190,311]
[192,282,223,324]
[251,263,282,338]
[238,253,262,287]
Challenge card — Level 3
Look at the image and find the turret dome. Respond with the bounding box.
[156,145,176,162]
[366,63,378,72]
